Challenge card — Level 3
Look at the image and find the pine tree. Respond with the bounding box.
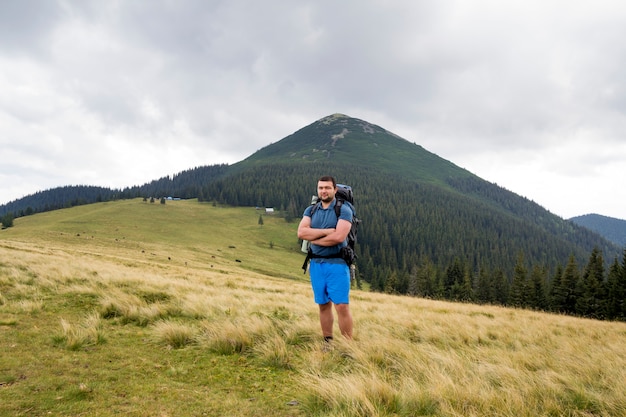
[396,270,410,294]
[419,259,439,298]
[1,213,14,228]
[529,265,548,311]
[576,247,606,318]
[561,255,581,315]
[615,249,626,320]
[510,254,529,307]
[548,264,564,312]
[492,269,509,305]
[384,269,398,294]
[445,258,464,300]
[476,267,492,304]
[459,268,474,302]
[606,250,626,320]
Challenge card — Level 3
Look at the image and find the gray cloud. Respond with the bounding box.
[1,0,626,219]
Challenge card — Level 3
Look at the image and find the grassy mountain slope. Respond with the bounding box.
[570,213,626,247]
[1,198,304,280]
[1,201,626,416]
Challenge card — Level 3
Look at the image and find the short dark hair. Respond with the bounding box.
[318,175,336,187]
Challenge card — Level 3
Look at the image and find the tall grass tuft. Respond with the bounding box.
[99,291,168,326]
[254,335,293,369]
[151,320,196,348]
[53,312,106,350]
[197,315,274,354]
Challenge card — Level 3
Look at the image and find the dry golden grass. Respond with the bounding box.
[299,295,626,416]
[1,200,626,416]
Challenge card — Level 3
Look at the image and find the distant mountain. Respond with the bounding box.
[2,114,622,296]
[570,214,626,248]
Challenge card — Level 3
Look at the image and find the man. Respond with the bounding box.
[297,175,353,341]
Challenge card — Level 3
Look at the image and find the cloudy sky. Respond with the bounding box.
[2,1,625,219]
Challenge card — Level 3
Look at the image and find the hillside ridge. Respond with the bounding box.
[570,213,626,247]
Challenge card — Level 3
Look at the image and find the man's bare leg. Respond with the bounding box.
[319,302,334,339]
[335,303,353,339]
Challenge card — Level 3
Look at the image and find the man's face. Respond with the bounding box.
[317,180,336,203]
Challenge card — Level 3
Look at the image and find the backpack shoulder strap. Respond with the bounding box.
[334,199,343,218]
[309,201,322,217]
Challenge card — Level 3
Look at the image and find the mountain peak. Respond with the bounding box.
[240,113,471,185]
[319,113,349,123]
[316,113,390,137]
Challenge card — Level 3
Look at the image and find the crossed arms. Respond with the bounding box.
[297,216,351,247]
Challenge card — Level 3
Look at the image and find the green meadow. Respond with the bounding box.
[1,199,625,416]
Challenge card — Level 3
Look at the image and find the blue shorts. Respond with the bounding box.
[309,260,350,305]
